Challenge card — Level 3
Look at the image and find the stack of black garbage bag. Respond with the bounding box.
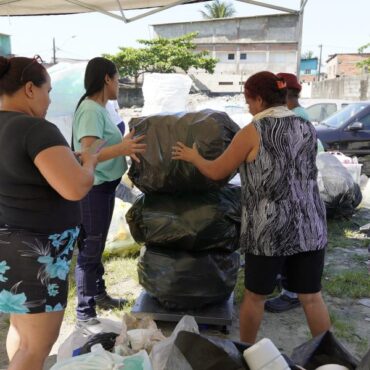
[126,109,242,310]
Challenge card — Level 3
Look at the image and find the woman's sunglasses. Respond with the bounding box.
[20,55,44,83]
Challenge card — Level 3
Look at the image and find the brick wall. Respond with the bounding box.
[338,54,369,76]
[327,54,370,79]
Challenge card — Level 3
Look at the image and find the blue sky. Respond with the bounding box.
[0,0,368,63]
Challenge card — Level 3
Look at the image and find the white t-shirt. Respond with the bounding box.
[105,100,122,125]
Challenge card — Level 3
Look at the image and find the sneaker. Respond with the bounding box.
[76,317,103,334]
[94,293,127,310]
[265,293,301,313]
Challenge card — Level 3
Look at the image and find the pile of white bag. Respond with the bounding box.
[53,315,198,370]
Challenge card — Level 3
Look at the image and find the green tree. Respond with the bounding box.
[357,42,370,71]
[103,47,150,87]
[104,33,218,87]
[200,0,236,19]
[302,50,315,59]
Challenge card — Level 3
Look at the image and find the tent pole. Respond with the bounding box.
[124,0,198,23]
[115,0,128,23]
[64,0,196,23]
[65,0,128,21]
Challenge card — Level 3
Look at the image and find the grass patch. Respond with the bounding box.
[329,311,369,352]
[104,256,139,285]
[327,217,366,250]
[323,268,370,299]
[330,311,356,341]
[65,254,78,323]
[64,254,139,323]
[234,268,245,304]
[351,253,369,265]
[326,208,370,252]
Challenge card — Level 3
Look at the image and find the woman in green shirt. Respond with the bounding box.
[72,57,146,327]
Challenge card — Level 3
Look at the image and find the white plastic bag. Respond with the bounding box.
[104,198,141,256]
[52,344,152,370]
[142,73,192,116]
[330,151,352,164]
[57,318,122,362]
[317,153,362,217]
[114,313,166,356]
[127,328,165,352]
[150,315,199,370]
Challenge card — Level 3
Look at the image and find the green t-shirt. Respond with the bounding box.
[292,106,310,121]
[73,99,127,185]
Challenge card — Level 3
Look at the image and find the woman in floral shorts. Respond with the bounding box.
[0,56,96,370]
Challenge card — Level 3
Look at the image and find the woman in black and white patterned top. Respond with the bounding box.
[172,71,331,344]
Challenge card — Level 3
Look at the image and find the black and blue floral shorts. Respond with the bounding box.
[0,226,80,314]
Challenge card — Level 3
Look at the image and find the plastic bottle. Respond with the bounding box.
[243,338,290,370]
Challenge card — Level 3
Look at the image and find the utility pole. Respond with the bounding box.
[318,44,323,81]
[52,37,56,64]
[296,0,308,78]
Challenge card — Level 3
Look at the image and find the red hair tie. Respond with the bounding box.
[276,80,287,89]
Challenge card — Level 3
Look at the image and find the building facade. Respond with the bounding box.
[0,33,11,57]
[326,53,370,79]
[300,57,318,83]
[152,14,300,93]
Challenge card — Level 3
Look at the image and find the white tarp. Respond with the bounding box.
[45,61,86,143]
[0,0,206,16]
[0,1,300,22]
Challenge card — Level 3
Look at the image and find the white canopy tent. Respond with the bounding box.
[0,0,306,23]
[2,1,308,139]
[0,0,308,74]
[0,1,308,77]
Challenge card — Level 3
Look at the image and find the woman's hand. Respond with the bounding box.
[172,142,199,163]
[121,129,147,163]
[77,150,99,169]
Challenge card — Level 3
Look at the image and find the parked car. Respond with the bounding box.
[315,101,370,175]
[302,99,352,124]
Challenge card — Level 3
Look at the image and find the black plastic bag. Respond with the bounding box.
[138,246,240,310]
[165,331,248,370]
[291,331,359,370]
[317,153,362,218]
[78,332,118,355]
[166,332,302,370]
[126,185,241,252]
[128,109,240,193]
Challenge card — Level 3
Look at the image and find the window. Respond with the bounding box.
[240,53,247,60]
[324,103,368,128]
[306,103,337,123]
[228,53,235,60]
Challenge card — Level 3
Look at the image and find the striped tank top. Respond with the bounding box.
[239,112,327,256]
